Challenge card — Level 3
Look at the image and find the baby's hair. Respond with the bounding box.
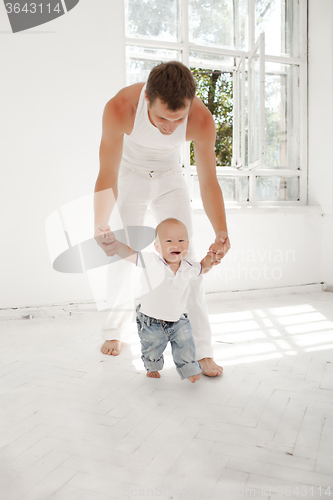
[155,218,188,239]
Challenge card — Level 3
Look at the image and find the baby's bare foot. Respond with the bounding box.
[101,340,121,356]
[188,374,201,383]
[147,371,160,378]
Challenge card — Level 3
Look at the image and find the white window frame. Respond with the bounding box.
[232,53,246,169]
[248,33,265,170]
[124,0,308,206]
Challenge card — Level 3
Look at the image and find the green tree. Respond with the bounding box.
[190,68,233,166]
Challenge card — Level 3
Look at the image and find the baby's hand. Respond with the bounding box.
[94,226,120,256]
[207,243,222,266]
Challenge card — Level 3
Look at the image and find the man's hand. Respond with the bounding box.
[94,224,120,256]
[208,231,231,266]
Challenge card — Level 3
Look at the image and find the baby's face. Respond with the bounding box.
[155,222,189,264]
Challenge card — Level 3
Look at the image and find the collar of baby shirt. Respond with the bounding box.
[158,254,196,274]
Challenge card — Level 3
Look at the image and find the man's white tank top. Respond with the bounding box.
[121,84,187,172]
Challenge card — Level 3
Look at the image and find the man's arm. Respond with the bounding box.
[187,98,231,258]
[94,96,128,231]
[94,85,142,255]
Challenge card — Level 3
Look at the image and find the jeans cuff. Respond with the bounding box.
[142,357,164,372]
[177,361,202,380]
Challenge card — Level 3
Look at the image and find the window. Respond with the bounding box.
[124,0,307,206]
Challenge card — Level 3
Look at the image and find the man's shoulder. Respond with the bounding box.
[186,96,216,143]
[103,83,145,134]
[114,82,145,108]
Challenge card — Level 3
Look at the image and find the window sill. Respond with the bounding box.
[191,204,323,216]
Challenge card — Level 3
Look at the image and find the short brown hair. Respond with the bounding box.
[146,61,196,111]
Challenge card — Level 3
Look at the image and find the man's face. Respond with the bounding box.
[145,94,191,135]
[154,222,189,264]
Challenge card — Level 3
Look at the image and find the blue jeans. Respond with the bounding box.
[136,306,202,380]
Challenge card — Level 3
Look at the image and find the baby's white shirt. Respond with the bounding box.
[136,252,202,322]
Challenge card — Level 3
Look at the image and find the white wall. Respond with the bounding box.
[0,0,126,308]
[192,208,322,293]
[0,0,332,309]
[308,0,333,287]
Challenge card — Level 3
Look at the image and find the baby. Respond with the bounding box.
[109,218,218,383]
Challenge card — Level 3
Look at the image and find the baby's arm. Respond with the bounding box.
[201,243,222,274]
[107,232,138,264]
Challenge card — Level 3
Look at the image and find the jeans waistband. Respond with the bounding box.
[136,305,187,327]
[136,305,157,327]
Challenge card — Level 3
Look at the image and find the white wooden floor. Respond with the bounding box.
[1,289,333,500]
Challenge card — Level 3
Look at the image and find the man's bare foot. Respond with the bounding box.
[198,358,223,377]
[101,340,121,356]
[147,371,160,378]
[188,374,201,383]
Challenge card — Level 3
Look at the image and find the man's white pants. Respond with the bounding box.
[101,165,214,360]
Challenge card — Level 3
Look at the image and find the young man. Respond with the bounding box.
[94,61,230,377]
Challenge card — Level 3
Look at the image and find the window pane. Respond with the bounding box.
[218,177,236,201]
[189,52,234,71]
[125,0,180,42]
[238,175,249,201]
[190,69,233,166]
[191,175,249,202]
[189,0,248,50]
[256,0,299,57]
[256,176,299,201]
[126,46,181,85]
[263,62,300,169]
